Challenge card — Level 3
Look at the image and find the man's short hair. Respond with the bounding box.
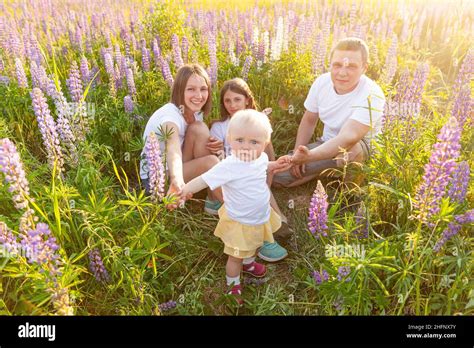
[330,37,369,65]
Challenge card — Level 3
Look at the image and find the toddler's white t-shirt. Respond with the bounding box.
[201,152,270,225]
[304,73,385,142]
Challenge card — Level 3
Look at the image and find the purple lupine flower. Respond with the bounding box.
[125,68,136,96]
[433,209,473,252]
[308,180,329,237]
[85,36,92,55]
[337,265,351,282]
[414,117,461,223]
[30,88,64,172]
[0,221,19,255]
[236,35,243,57]
[124,95,134,114]
[447,161,470,204]
[0,55,4,72]
[0,138,31,210]
[80,56,90,86]
[88,248,111,283]
[30,61,48,93]
[171,34,184,69]
[160,57,174,87]
[144,132,165,202]
[114,44,122,67]
[14,58,28,88]
[312,269,329,284]
[66,61,84,103]
[241,55,253,81]
[0,75,9,85]
[131,33,137,52]
[380,36,397,85]
[354,204,369,239]
[394,68,411,103]
[453,49,473,97]
[403,63,429,109]
[20,222,60,274]
[46,79,78,165]
[181,36,189,64]
[114,64,122,90]
[312,31,325,75]
[208,33,217,86]
[450,86,472,128]
[152,38,161,69]
[142,46,150,72]
[103,52,115,77]
[158,300,177,312]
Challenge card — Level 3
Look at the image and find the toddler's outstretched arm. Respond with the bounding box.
[267,156,293,186]
[179,176,209,202]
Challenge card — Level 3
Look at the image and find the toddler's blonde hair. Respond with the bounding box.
[227,109,273,142]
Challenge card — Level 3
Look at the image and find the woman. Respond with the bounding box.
[140,64,223,213]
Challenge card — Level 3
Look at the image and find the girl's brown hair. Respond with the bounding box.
[217,78,258,123]
[171,64,212,116]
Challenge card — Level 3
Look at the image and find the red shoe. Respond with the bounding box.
[242,261,266,278]
[227,284,244,306]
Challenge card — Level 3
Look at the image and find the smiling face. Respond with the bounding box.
[223,90,249,117]
[330,49,367,95]
[228,126,268,162]
[183,74,209,117]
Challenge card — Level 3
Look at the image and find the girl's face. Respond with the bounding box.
[223,90,249,117]
[183,74,209,116]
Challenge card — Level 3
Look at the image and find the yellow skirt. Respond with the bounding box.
[214,205,282,259]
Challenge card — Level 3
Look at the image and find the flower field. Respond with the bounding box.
[0,0,472,316]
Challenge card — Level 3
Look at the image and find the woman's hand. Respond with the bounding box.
[165,179,185,210]
[262,107,273,116]
[206,136,224,155]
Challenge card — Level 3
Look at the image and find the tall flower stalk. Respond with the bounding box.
[414,117,461,223]
[144,132,166,202]
[30,88,64,173]
[308,180,329,238]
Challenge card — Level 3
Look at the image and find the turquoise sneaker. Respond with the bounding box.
[204,197,222,215]
[257,241,288,262]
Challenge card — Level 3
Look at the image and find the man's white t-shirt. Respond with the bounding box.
[304,73,385,142]
[210,118,231,157]
[140,103,203,179]
[201,152,270,225]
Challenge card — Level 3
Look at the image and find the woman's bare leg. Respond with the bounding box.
[182,121,223,202]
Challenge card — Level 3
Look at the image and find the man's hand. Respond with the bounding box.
[288,145,312,179]
[206,136,224,155]
[291,145,311,165]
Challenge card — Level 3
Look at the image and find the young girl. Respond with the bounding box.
[207,78,292,262]
[207,78,274,160]
[179,110,291,303]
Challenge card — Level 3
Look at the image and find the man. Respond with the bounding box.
[273,37,385,187]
